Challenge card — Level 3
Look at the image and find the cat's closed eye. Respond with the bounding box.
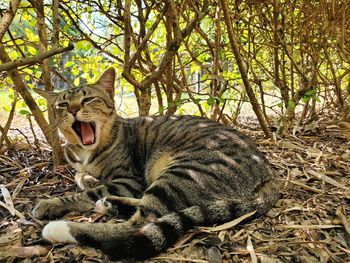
[57,102,69,108]
[82,97,97,104]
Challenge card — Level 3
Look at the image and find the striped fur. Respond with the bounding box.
[33,68,279,260]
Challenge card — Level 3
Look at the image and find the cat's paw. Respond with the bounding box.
[95,197,117,215]
[94,196,139,217]
[75,172,99,190]
[42,221,77,244]
[33,198,68,219]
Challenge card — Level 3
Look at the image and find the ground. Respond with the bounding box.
[0,117,350,263]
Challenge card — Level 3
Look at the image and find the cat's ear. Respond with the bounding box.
[33,88,58,104]
[96,67,115,94]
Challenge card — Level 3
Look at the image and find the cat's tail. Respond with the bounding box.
[102,200,252,259]
[42,179,278,260]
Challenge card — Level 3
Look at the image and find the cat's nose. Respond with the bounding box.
[68,105,81,116]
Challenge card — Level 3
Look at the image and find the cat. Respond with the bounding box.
[33,68,279,260]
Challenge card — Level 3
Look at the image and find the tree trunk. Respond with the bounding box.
[30,0,64,165]
[0,44,57,150]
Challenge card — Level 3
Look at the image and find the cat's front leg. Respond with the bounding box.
[75,172,99,190]
[33,185,109,219]
[95,196,141,216]
[32,196,94,219]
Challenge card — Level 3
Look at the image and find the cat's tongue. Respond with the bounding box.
[80,122,95,145]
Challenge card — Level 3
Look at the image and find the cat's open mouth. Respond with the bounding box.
[72,121,96,145]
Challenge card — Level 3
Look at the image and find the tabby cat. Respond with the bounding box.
[33,68,279,260]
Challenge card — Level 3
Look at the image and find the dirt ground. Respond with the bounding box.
[0,116,350,263]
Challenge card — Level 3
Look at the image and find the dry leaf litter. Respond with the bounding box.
[0,119,350,263]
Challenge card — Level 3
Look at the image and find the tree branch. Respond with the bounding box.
[0,44,74,72]
[140,0,209,89]
[219,0,271,138]
[0,0,21,41]
[0,43,54,148]
[29,0,64,165]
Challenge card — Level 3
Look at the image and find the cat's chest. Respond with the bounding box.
[69,149,100,176]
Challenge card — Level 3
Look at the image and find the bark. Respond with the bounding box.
[273,0,288,108]
[0,92,18,150]
[0,44,74,72]
[278,39,318,134]
[0,44,57,150]
[30,0,64,165]
[52,0,59,45]
[177,53,206,117]
[210,5,221,121]
[0,0,21,41]
[122,0,209,116]
[164,2,176,115]
[220,0,271,138]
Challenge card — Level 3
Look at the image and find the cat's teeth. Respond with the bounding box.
[42,221,77,244]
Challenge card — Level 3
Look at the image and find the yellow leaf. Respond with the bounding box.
[74,77,80,86]
[27,46,37,55]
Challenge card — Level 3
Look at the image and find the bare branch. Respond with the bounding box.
[0,91,18,150]
[219,0,271,138]
[0,44,74,72]
[140,0,209,89]
[52,0,59,44]
[0,0,21,41]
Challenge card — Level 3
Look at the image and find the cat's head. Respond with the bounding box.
[35,68,116,149]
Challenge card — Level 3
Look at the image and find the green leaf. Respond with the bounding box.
[305,89,316,97]
[23,68,33,74]
[190,64,201,74]
[9,50,19,60]
[76,40,92,51]
[207,97,215,106]
[15,39,24,45]
[302,89,317,103]
[29,19,37,27]
[288,99,296,110]
[193,98,201,104]
[63,24,70,32]
[19,110,31,116]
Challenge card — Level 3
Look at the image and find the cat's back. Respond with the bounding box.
[127,115,273,196]
[132,114,260,154]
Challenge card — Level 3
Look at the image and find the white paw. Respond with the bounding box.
[42,221,77,244]
[94,197,111,215]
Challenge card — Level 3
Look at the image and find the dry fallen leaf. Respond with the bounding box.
[247,235,257,263]
[208,246,222,263]
[201,210,256,232]
[0,185,15,216]
[308,170,348,190]
[15,245,51,258]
